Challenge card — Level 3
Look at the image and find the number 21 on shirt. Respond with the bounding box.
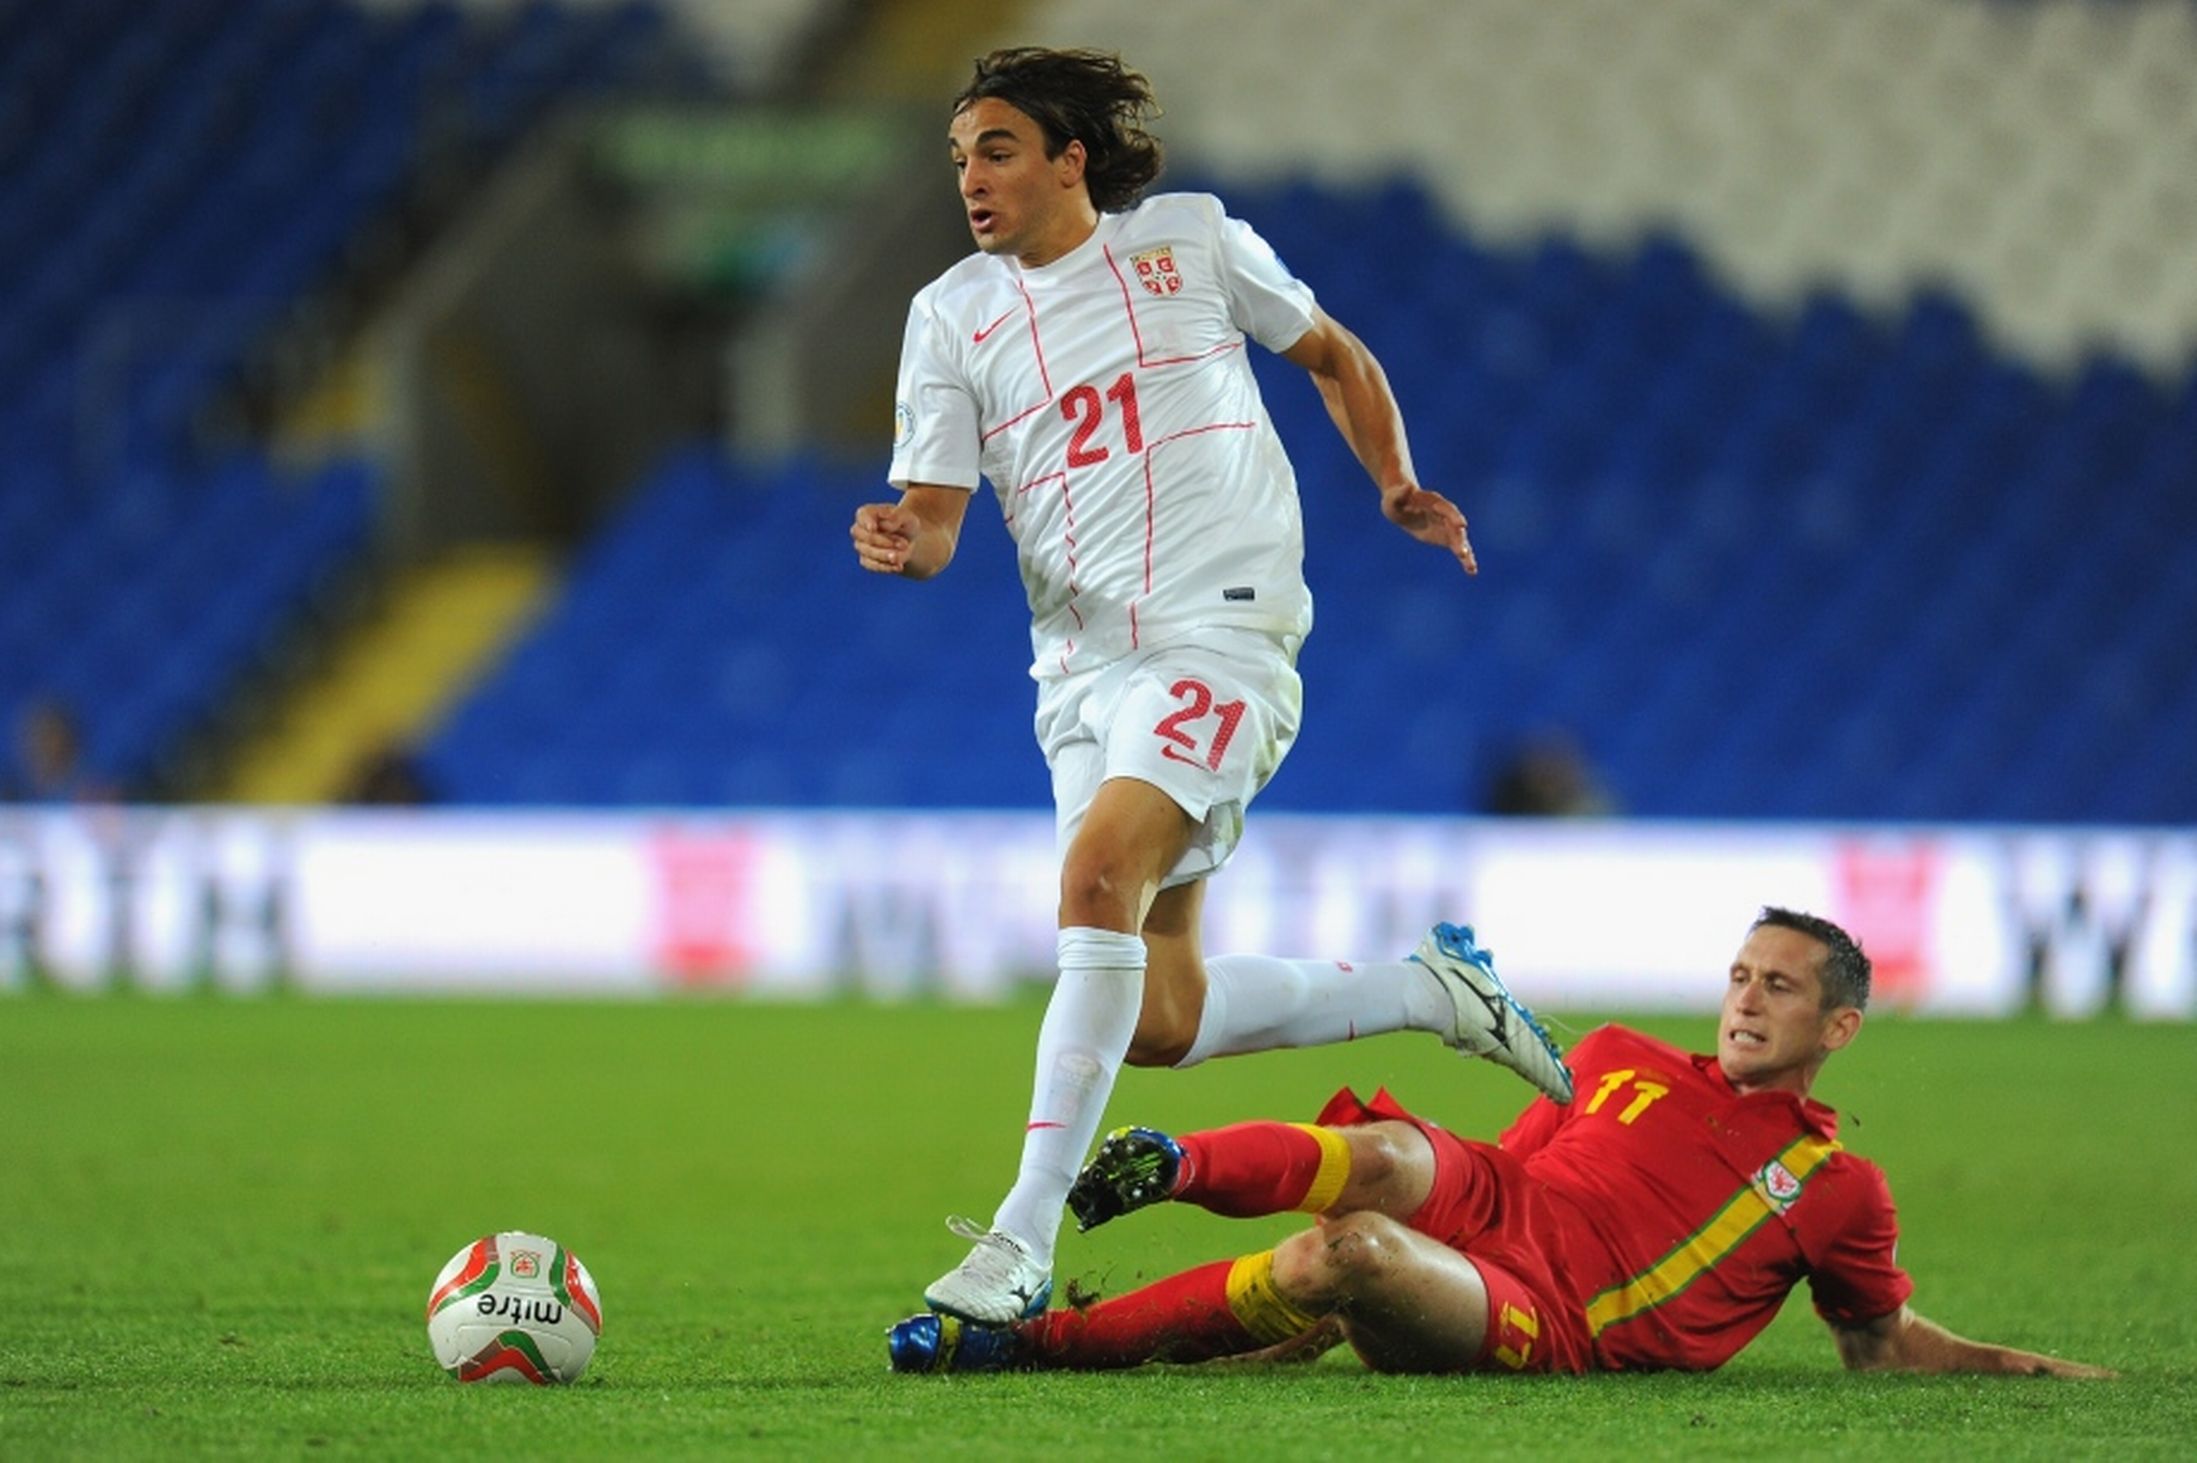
[1062,372,1143,466]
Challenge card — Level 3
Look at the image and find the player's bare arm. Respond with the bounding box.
[1829,1305,2114,1378]
[1282,309,1477,575]
[851,486,971,580]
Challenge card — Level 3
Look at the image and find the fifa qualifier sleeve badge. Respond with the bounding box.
[893,400,915,449]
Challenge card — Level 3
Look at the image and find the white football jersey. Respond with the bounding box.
[890,192,1319,679]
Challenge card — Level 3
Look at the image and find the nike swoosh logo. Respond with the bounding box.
[973,307,1017,344]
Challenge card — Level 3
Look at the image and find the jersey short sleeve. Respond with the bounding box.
[1807,1158,1917,1326]
[1215,210,1318,354]
[888,289,981,491]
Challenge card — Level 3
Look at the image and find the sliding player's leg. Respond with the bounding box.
[1069,1116,1435,1232]
[1273,1213,1496,1372]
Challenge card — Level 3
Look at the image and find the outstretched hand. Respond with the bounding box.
[1381,483,1478,575]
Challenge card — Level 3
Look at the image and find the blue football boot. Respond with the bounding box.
[887,1311,1025,1374]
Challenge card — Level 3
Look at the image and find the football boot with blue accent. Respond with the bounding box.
[1412,921,1575,1103]
[887,1311,1025,1373]
[922,1217,1052,1326]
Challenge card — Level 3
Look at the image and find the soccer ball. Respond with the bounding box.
[425,1231,602,1385]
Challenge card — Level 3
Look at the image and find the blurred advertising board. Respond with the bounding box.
[1,808,2190,1016]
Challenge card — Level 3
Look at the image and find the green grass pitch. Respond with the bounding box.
[3,991,2193,1458]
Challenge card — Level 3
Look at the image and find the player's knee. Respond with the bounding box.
[1268,1227,1340,1307]
[1058,851,1139,930]
[1278,1212,1412,1302]
[1338,1124,1416,1195]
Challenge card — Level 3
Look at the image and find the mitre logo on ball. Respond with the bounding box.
[426,1232,602,1385]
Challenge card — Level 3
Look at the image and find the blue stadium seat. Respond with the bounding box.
[374,173,2197,822]
[0,0,718,795]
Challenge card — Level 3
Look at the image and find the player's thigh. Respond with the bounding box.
[1343,1247,1560,1376]
[1058,775,1198,929]
[1099,633,1301,889]
[1277,1215,1492,1372]
[1328,1121,1438,1221]
[1043,675,1196,880]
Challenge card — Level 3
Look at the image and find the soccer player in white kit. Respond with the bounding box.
[850,48,1574,1329]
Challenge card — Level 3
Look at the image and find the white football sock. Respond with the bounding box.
[988,926,1146,1267]
[1175,952,1451,1067]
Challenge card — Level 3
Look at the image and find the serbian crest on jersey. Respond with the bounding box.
[1755,1159,1805,1212]
[1130,246,1184,296]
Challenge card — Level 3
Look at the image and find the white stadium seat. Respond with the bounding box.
[1020,0,2197,374]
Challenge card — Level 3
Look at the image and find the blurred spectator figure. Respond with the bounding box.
[1484,730,1615,817]
[3,699,116,804]
[342,745,437,806]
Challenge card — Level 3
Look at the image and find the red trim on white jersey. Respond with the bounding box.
[1058,470,1084,671]
[1127,419,1257,648]
[980,279,1055,443]
[1103,244,1247,369]
[1008,469,1065,534]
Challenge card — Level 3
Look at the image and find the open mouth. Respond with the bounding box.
[969,208,997,232]
[1727,1028,1767,1048]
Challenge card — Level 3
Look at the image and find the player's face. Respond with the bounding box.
[1717,926,1859,1094]
[948,98,1087,265]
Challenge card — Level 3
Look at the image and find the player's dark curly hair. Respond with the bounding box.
[953,47,1164,212]
[1753,907,1873,1011]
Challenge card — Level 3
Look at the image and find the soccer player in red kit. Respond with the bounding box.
[888,908,2113,1378]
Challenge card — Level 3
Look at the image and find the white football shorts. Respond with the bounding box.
[1036,627,1304,890]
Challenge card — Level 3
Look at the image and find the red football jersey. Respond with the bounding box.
[1499,1025,1913,1371]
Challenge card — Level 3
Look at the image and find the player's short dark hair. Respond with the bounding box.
[954,47,1164,213]
[1752,907,1872,1012]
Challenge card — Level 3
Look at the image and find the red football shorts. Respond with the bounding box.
[1315,1085,1593,1374]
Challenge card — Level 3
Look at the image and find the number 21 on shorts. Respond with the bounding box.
[1154,678,1245,772]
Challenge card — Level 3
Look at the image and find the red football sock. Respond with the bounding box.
[1024,1260,1256,1369]
[1178,1121,1352,1217]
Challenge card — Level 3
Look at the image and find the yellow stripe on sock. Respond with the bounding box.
[1289,1123,1353,1213]
[1225,1250,1322,1345]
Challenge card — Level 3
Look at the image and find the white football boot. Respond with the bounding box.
[1413,921,1575,1103]
[922,1217,1052,1326]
